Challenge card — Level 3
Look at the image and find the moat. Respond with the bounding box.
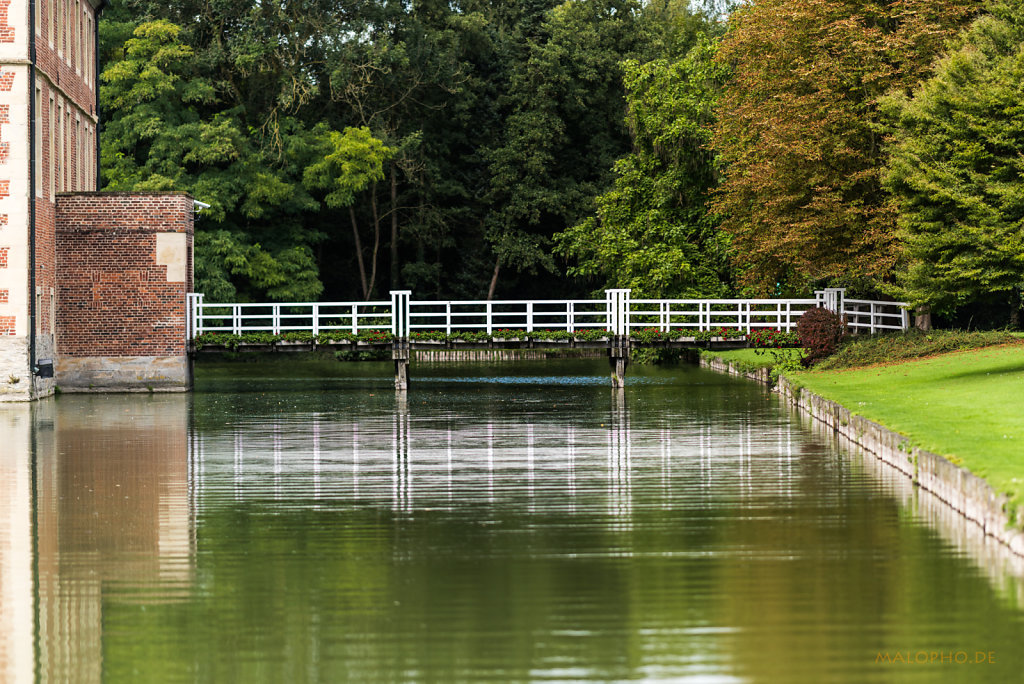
[2,359,1023,682]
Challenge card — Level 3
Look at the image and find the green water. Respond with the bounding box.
[2,359,1023,682]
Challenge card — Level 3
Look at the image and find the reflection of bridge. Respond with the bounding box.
[188,288,908,388]
[186,390,802,519]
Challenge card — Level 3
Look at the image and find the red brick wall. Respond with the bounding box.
[35,0,98,116]
[55,192,194,357]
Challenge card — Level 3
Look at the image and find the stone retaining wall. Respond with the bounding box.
[700,354,1024,558]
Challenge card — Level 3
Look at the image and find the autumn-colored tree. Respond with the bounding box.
[712,0,977,294]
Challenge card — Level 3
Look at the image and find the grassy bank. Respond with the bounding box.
[790,342,1024,511]
[704,332,1024,514]
[697,348,781,373]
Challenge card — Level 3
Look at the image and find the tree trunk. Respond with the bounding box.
[390,165,399,290]
[487,256,500,301]
[369,184,381,300]
[914,304,932,331]
[350,205,369,299]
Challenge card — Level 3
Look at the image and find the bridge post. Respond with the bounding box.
[609,335,630,388]
[605,289,632,388]
[391,290,412,390]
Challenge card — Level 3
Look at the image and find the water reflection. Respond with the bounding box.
[0,406,34,684]
[3,360,1024,682]
[1,396,193,684]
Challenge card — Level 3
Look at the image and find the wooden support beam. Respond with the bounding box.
[393,338,410,390]
[609,335,630,388]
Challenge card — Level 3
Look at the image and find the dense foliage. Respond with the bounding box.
[556,34,731,297]
[883,1,1024,319]
[712,0,977,294]
[99,0,1024,328]
[101,0,714,302]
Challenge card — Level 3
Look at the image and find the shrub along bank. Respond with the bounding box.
[703,331,1024,516]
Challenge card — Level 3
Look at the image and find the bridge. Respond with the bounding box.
[187,288,908,389]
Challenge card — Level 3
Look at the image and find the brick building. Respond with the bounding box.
[0,0,194,400]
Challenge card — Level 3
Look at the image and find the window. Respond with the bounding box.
[64,110,71,191]
[75,1,81,74]
[85,15,92,84]
[48,96,54,198]
[34,88,42,197]
[75,118,81,190]
[56,102,63,192]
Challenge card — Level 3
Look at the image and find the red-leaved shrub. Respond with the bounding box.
[797,307,847,366]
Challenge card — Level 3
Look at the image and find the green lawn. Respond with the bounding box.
[698,348,781,372]
[789,344,1024,511]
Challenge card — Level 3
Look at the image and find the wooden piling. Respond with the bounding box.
[609,335,630,388]
[393,338,410,390]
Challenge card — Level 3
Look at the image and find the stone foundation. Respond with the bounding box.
[55,356,189,393]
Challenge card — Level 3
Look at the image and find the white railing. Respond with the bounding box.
[187,293,392,336]
[627,298,818,332]
[843,299,910,333]
[186,288,909,339]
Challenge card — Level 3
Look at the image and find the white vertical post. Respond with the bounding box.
[606,290,615,334]
[390,290,412,337]
[526,302,534,332]
[567,301,574,332]
[272,304,280,334]
[623,289,631,334]
[822,287,845,314]
[187,293,204,339]
[446,302,452,335]
[785,301,792,331]
[312,304,320,335]
[233,305,241,335]
[901,307,910,331]
[605,289,630,335]
[351,304,358,334]
[661,301,668,332]
[700,301,706,332]
[870,302,877,334]
[486,301,493,335]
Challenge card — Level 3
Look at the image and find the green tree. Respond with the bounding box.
[882,1,1024,320]
[304,127,393,299]
[100,19,327,301]
[483,0,656,298]
[557,35,730,297]
[712,0,977,294]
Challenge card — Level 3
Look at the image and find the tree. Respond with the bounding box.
[304,127,393,300]
[712,0,977,294]
[882,1,1024,319]
[483,0,656,298]
[557,35,731,297]
[101,19,328,301]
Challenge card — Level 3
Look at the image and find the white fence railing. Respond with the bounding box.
[187,288,909,340]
